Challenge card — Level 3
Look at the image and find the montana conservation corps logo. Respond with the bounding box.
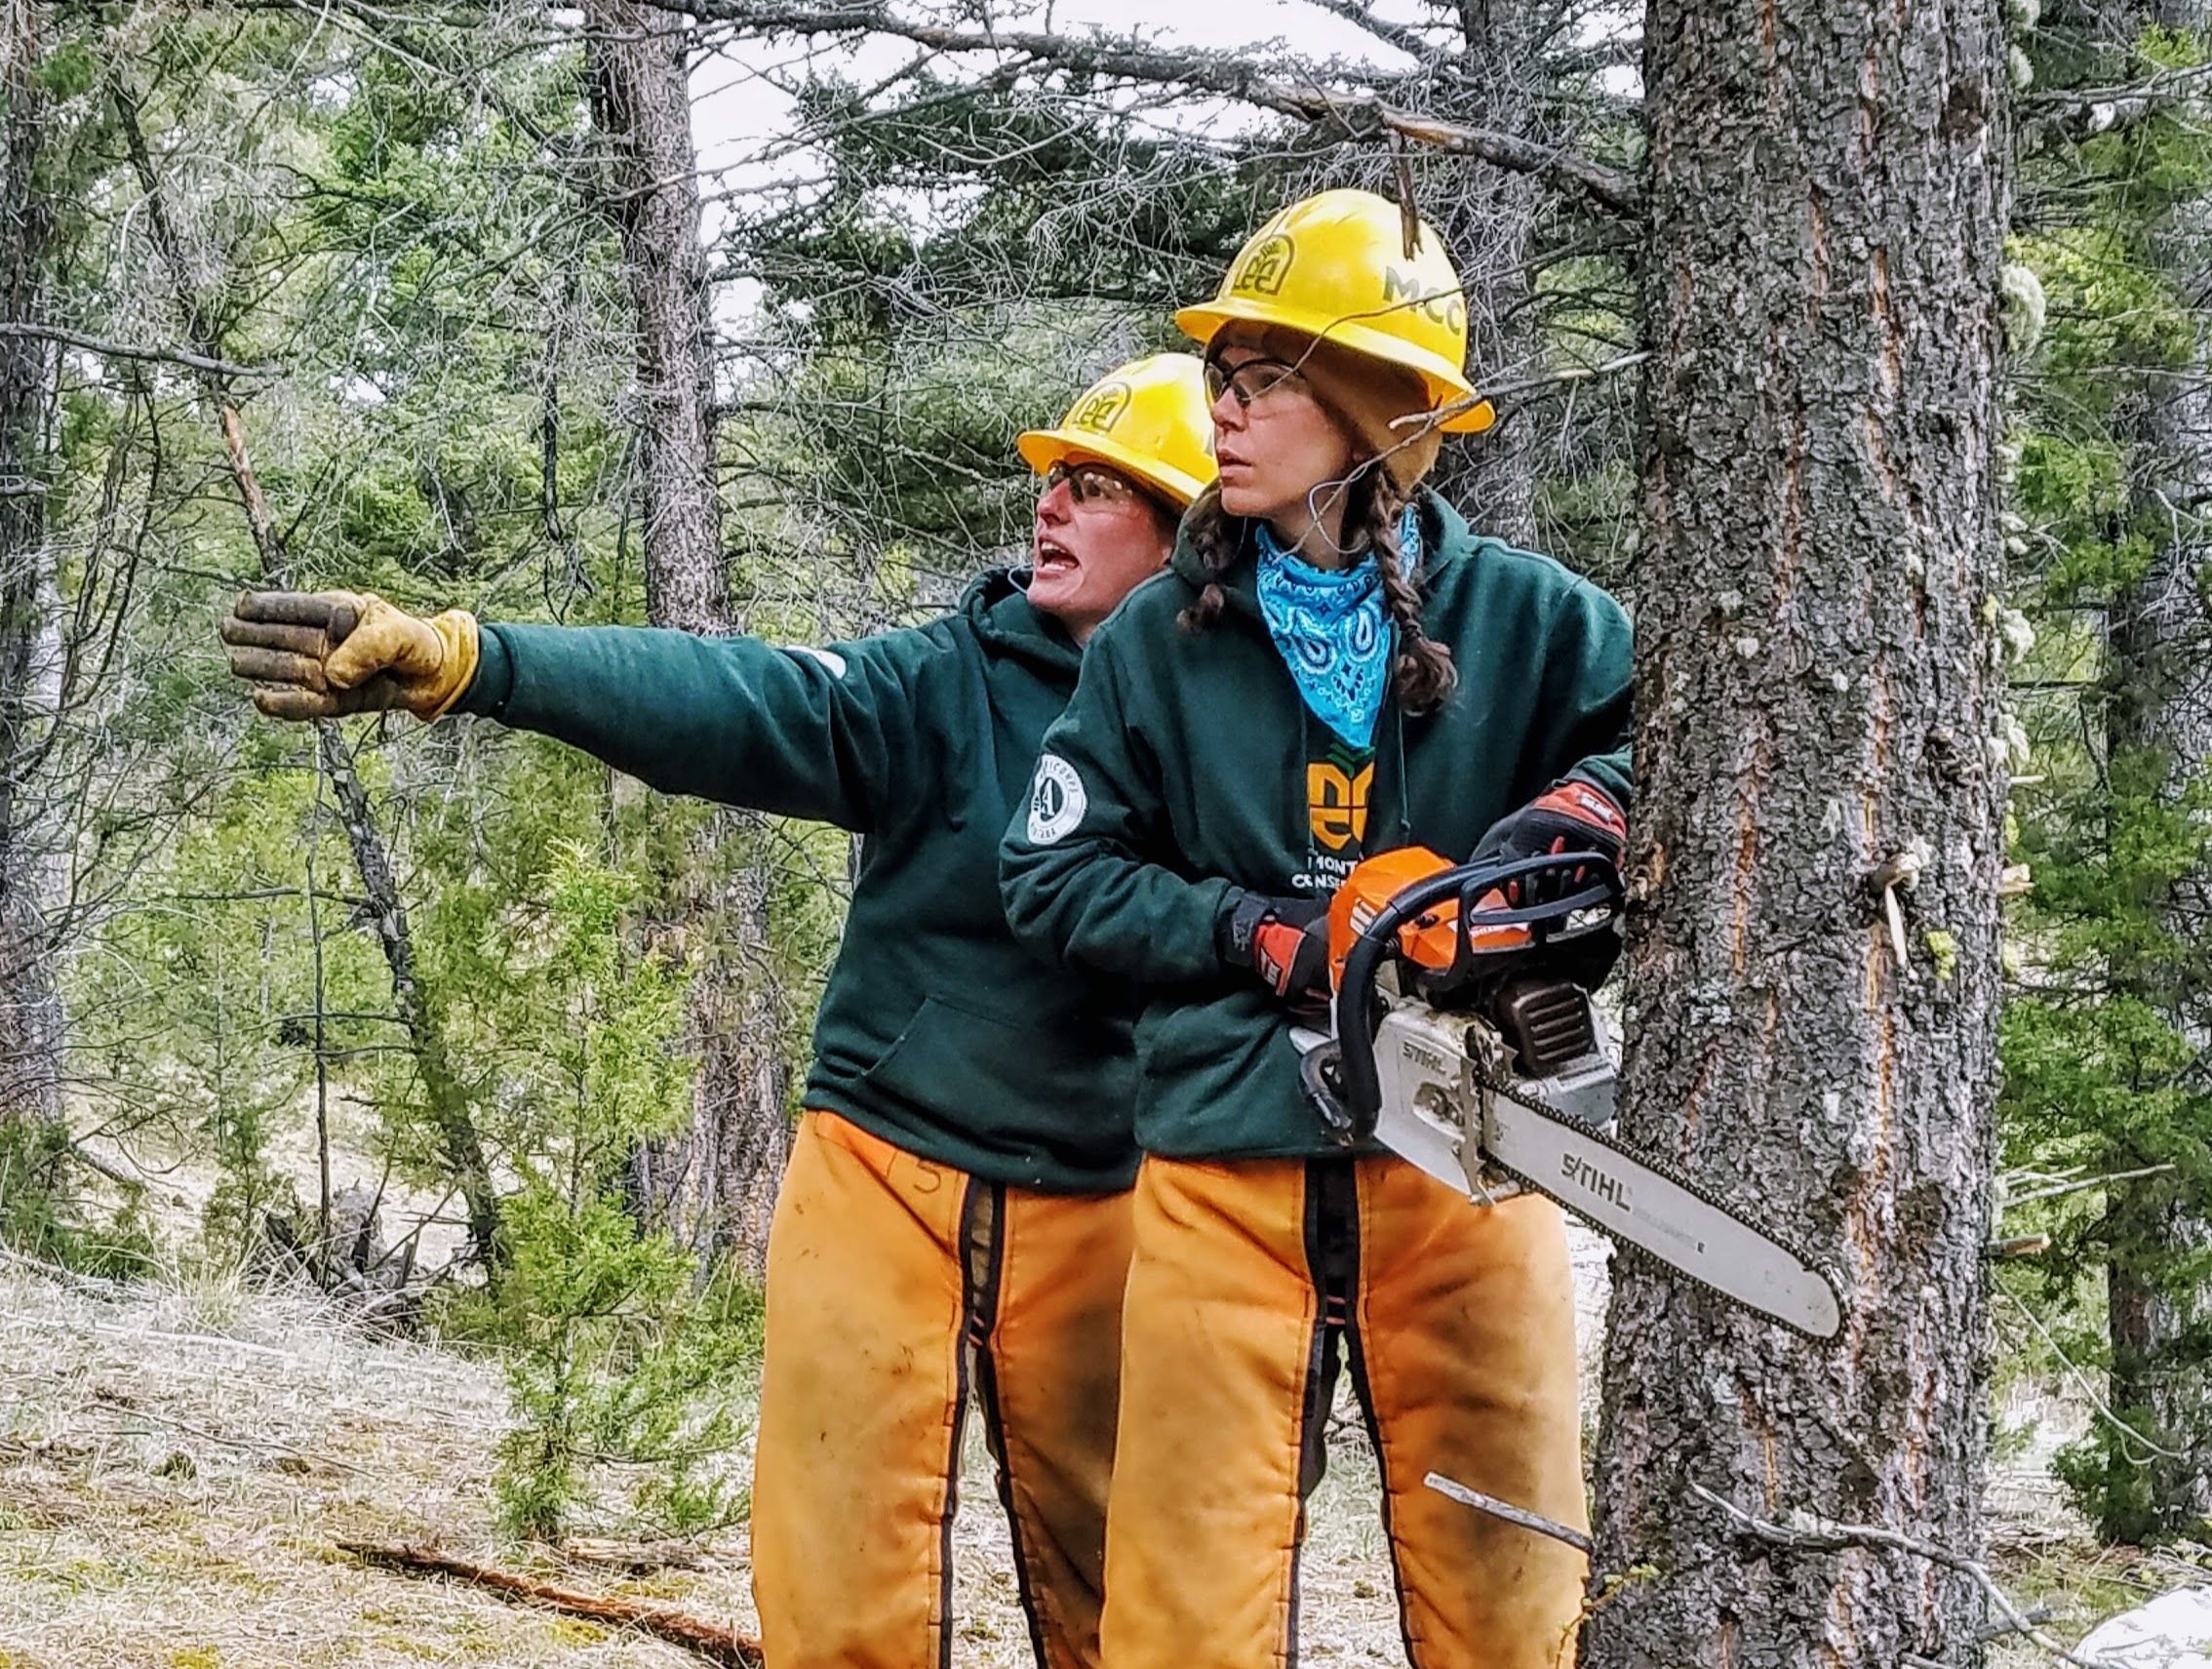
[1233,233,1294,298]
[1027,754,1086,845]
[1068,380,1132,435]
[1308,745,1375,853]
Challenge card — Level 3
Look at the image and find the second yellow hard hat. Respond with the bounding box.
[1016,352,1217,507]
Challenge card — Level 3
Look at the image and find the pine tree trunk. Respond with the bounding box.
[0,0,60,1130]
[1582,0,2010,1659]
[2104,76,2212,1532]
[586,0,790,1275]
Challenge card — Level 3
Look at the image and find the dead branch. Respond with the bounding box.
[645,0,1643,217]
[1425,1470,1593,1555]
[89,1386,367,1475]
[0,322,270,379]
[336,1542,763,1667]
[1686,1483,2110,1669]
[1995,1290,2189,1464]
[2001,1163,2177,1210]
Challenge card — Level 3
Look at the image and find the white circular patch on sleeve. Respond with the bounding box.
[785,645,848,678]
[1026,754,1087,845]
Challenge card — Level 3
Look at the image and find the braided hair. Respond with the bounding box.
[1177,469,1457,713]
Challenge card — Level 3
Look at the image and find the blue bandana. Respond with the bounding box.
[1253,507,1422,749]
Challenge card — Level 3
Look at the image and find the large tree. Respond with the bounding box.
[2102,0,2212,1532]
[1995,0,2212,1545]
[0,0,59,1131]
[1583,0,2012,1662]
[585,0,791,1271]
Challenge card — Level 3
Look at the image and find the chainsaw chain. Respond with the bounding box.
[1467,1064,1845,1343]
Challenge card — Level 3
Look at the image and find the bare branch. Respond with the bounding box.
[2001,1162,2179,1210]
[1305,0,1446,67]
[639,0,1643,216]
[1687,1483,2111,1669]
[0,322,272,380]
[336,1543,763,1666]
[1425,1470,1593,1554]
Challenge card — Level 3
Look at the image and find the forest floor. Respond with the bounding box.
[2,1240,2201,1668]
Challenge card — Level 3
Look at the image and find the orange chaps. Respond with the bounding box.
[751,1112,1131,1669]
[1099,1155,1587,1669]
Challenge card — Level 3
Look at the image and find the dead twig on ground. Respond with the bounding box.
[336,1542,763,1667]
[89,1386,367,1476]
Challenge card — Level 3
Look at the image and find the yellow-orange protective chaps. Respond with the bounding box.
[1099,1155,1585,1669]
[751,1112,1132,1669]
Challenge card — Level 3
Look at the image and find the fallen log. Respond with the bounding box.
[336,1540,763,1667]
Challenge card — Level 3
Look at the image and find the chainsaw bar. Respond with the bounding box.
[1471,1064,1845,1342]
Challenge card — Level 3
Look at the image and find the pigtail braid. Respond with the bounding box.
[1355,472,1455,711]
[1176,485,1242,634]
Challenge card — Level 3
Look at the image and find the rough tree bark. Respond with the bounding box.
[113,85,501,1261]
[2104,9,2212,1530]
[1583,0,2010,1660]
[585,0,791,1274]
[0,0,59,1130]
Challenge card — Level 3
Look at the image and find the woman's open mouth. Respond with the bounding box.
[1034,537,1079,576]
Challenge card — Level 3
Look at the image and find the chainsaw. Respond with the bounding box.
[1295,847,1842,1341]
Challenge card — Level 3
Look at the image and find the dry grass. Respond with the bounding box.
[0,1256,1417,1668]
[2,1236,2177,1669]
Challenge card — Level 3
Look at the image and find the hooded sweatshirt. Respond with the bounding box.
[998,494,1632,1163]
[456,570,1139,1193]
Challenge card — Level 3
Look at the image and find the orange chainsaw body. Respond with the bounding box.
[1325,848,1532,988]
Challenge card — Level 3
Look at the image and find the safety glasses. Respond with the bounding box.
[1203,352,1307,410]
[1044,460,1144,504]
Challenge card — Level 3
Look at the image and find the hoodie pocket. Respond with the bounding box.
[862,995,1109,1133]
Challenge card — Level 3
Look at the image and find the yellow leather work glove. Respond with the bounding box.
[220,590,480,721]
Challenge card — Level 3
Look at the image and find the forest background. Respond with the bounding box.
[0,0,2207,1664]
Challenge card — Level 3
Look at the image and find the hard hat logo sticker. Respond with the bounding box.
[1233,234,1294,298]
[1068,380,1131,434]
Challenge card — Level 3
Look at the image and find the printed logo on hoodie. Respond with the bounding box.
[1027,754,1087,845]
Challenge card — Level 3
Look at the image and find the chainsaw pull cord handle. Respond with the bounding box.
[1323,852,1623,1146]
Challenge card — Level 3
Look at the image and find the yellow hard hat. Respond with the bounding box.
[1016,352,1217,507]
[1174,188,1495,435]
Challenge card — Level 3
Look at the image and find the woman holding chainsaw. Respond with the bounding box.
[1000,190,1633,1669]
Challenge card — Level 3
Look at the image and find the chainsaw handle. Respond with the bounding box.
[1325,852,1621,1145]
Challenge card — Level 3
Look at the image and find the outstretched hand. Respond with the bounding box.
[221,590,479,721]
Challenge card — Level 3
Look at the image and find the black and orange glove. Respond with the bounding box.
[1471,780,1627,904]
[1215,891,1332,1020]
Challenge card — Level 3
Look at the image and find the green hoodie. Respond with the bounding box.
[999,494,1632,1163]
[457,571,1138,1193]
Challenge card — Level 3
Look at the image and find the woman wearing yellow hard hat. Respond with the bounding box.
[224,354,1214,1669]
[1002,190,1634,1668]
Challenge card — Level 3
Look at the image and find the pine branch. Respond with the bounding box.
[641,0,1643,216]
[1304,0,1447,67]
